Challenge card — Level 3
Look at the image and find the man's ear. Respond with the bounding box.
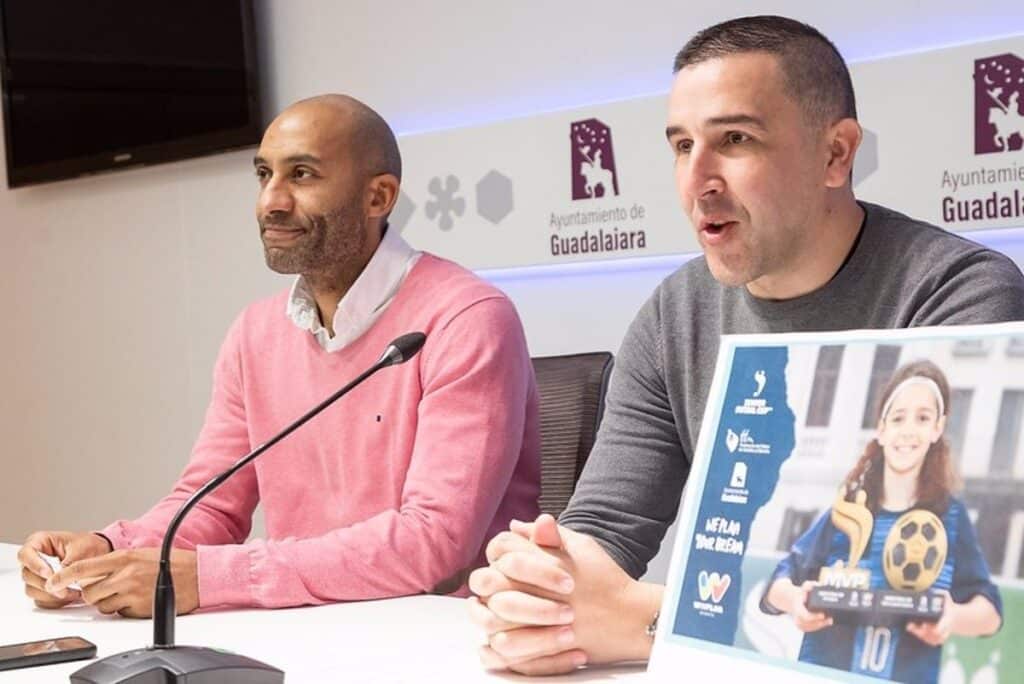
[824,118,862,189]
[366,174,400,220]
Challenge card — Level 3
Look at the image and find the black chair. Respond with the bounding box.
[531,352,614,517]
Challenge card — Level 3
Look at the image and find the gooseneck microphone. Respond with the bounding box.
[71,332,427,684]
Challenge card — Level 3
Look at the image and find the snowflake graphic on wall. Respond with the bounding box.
[424,175,466,231]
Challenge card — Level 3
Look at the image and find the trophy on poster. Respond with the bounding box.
[807,487,948,625]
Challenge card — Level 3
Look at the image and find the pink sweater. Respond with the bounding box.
[102,255,540,608]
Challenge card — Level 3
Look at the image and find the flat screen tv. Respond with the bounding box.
[0,0,262,188]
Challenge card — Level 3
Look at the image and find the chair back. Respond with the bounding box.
[531,352,614,517]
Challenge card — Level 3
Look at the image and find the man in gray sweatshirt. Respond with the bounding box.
[468,15,1024,675]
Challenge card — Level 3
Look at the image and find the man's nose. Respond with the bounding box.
[679,144,725,201]
[257,176,294,217]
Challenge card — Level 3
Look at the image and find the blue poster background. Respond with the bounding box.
[673,346,796,644]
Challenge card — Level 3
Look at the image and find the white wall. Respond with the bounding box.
[2,2,1023,592]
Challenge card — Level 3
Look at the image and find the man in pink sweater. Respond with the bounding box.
[17,95,540,616]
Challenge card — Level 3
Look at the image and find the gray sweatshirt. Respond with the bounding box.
[559,202,1024,578]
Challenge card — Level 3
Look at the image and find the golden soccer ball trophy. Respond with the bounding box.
[883,509,948,592]
[807,488,948,625]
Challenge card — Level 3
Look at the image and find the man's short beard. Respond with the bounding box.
[263,205,368,279]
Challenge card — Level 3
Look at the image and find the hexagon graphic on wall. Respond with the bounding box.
[475,170,514,224]
[853,127,878,188]
[390,191,416,232]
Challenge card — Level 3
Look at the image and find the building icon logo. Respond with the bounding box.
[570,118,620,200]
[730,462,747,489]
[974,53,1024,154]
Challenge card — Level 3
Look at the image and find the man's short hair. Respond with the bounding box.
[345,99,402,183]
[297,94,402,183]
[673,15,857,126]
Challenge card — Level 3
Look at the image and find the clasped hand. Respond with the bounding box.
[466,514,662,676]
[18,530,199,618]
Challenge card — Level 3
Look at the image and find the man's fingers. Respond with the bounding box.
[466,596,520,635]
[81,574,123,607]
[478,645,512,671]
[508,650,588,676]
[469,565,567,604]
[22,566,80,601]
[489,625,577,660]
[118,605,149,619]
[486,531,541,564]
[509,519,536,538]
[63,535,101,564]
[32,596,71,610]
[25,583,59,603]
[493,552,574,595]
[21,566,49,592]
[94,594,132,617]
[469,566,513,598]
[487,590,574,626]
[47,554,119,593]
[16,543,54,578]
[530,514,564,548]
[25,583,78,608]
[479,644,586,674]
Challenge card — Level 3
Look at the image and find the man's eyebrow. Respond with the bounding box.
[252,154,323,166]
[665,125,688,140]
[705,114,767,130]
[665,115,768,140]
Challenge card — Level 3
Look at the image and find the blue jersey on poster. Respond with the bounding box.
[762,500,1002,682]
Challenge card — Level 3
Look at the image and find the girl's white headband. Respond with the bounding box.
[880,376,945,421]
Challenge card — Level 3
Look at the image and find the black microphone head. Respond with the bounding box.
[378,332,427,367]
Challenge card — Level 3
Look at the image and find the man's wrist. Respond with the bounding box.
[91,532,114,553]
[645,610,659,638]
[621,581,664,662]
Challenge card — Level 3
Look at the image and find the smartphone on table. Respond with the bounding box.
[0,636,96,671]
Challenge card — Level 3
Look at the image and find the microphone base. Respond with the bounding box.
[70,645,283,684]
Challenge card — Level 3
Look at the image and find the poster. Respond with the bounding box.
[650,323,1024,684]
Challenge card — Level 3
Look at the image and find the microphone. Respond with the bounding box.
[71,332,427,684]
[376,331,427,368]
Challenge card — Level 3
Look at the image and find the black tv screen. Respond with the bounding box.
[0,0,261,188]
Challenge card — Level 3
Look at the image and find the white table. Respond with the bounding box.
[0,544,647,682]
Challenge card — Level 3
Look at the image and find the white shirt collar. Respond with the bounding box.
[286,226,421,352]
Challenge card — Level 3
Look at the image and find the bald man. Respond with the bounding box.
[17,95,541,617]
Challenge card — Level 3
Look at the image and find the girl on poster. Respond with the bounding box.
[761,360,1002,683]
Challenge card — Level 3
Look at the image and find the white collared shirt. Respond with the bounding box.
[286,227,422,352]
